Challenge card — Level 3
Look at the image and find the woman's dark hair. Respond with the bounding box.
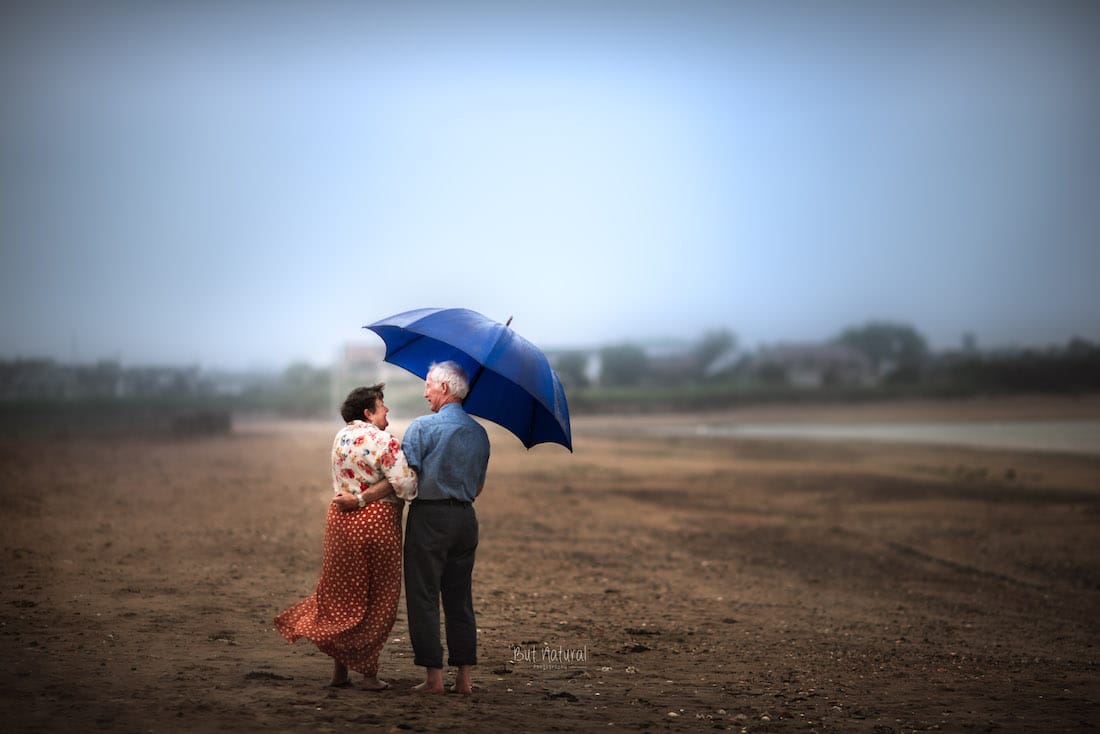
[340,383,385,422]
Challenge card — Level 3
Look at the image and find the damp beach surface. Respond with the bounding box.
[2,395,1099,732]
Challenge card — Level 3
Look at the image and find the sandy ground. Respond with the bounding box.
[2,396,1099,733]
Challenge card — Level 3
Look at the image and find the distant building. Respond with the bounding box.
[703,347,750,379]
[117,365,202,398]
[334,343,409,383]
[647,352,701,385]
[753,343,874,388]
[330,343,423,416]
[0,359,71,400]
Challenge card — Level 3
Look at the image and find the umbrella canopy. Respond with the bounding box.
[364,307,572,451]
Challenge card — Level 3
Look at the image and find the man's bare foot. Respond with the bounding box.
[412,680,445,694]
[361,677,390,691]
[413,668,446,693]
[450,665,474,695]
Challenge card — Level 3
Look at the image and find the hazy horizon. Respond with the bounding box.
[0,317,1091,374]
[3,2,1098,371]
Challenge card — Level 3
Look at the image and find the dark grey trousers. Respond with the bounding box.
[403,501,479,668]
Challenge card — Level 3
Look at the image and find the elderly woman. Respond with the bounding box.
[275,384,417,690]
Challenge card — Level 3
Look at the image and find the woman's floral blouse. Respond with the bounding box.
[331,420,417,505]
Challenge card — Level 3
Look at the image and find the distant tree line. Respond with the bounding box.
[0,359,334,436]
[3,323,1099,433]
[552,322,1100,398]
[927,337,1100,393]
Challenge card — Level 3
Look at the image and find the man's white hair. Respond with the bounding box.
[427,361,470,400]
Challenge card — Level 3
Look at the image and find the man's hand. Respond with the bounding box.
[332,491,361,512]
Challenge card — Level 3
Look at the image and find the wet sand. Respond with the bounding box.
[2,396,1099,732]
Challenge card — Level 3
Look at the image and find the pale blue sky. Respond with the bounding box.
[2,1,1098,369]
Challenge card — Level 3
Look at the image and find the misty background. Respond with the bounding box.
[2,1,1098,378]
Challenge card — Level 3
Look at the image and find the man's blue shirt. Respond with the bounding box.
[402,403,490,502]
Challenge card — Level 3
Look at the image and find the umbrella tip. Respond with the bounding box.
[505,315,513,327]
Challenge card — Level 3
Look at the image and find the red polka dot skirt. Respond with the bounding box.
[275,501,403,677]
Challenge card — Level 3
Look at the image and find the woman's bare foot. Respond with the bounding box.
[361,677,390,691]
[329,660,351,687]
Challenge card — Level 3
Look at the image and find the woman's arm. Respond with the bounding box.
[333,478,394,512]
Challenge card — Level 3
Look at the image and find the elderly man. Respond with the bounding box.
[401,361,491,694]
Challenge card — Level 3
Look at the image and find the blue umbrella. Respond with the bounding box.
[364,307,572,451]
